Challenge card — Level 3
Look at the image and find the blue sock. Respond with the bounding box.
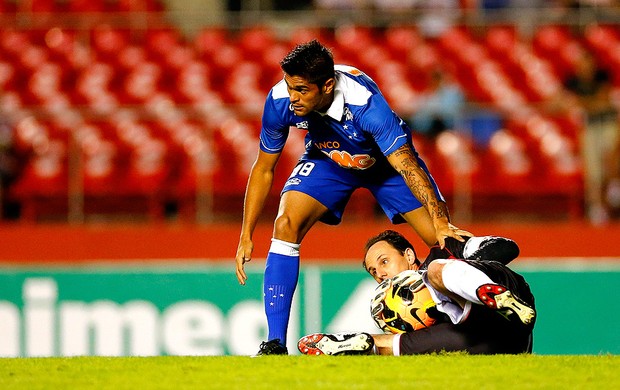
[263,239,300,346]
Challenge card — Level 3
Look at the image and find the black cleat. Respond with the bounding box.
[254,339,288,356]
[464,236,520,265]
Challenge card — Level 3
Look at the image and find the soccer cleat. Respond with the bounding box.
[254,339,288,356]
[297,332,374,356]
[463,236,520,265]
[476,284,536,325]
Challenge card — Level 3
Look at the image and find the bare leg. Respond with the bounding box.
[400,206,439,247]
[373,334,396,355]
[273,190,328,243]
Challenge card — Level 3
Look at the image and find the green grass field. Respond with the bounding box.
[1,354,617,389]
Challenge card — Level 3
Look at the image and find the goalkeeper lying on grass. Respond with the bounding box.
[298,230,536,356]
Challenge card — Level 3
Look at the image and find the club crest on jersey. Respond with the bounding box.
[296,121,309,129]
[321,150,376,170]
[344,107,353,121]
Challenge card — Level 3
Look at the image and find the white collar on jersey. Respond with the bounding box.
[317,75,345,121]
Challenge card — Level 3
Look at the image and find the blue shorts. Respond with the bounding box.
[281,155,445,225]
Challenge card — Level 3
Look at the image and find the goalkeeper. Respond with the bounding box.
[298,230,536,356]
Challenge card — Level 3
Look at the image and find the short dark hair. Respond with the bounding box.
[280,39,335,86]
[362,230,417,271]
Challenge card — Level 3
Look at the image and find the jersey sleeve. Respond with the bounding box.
[357,93,410,156]
[259,89,292,154]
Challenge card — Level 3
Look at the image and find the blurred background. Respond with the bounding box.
[0,0,618,357]
[1,0,620,224]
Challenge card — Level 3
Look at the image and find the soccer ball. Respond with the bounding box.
[371,270,437,334]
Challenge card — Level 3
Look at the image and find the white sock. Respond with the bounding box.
[269,238,300,256]
[441,260,495,304]
[392,334,401,356]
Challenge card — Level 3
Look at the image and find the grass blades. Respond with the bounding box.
[0,354,618,389]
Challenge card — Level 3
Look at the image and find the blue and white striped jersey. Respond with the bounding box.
[259,65,417,171]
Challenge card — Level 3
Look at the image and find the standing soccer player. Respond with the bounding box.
[234,40,472,355]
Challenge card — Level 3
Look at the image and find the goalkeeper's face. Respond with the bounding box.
[364,240,419,283]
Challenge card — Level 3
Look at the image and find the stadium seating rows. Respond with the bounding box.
[2,10,615,221]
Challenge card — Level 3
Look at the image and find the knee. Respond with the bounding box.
[426,261,446,291]
[273,213,300,242]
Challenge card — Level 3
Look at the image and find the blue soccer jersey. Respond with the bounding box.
[260,65,413,167]
[259,65,444,224]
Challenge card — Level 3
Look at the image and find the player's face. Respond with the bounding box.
[364,241,417,283]
[283,73,334,116]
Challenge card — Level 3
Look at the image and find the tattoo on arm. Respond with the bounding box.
[392,145,448,220]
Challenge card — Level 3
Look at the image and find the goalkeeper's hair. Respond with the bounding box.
[363,230,417,271]
[280,39,335,87]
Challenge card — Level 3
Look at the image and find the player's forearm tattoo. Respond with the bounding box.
[393,145,448,220]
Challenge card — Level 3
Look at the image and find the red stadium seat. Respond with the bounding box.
[533,25,571,54]
[584,24,620,76]
[260,43,289,89]
[222,61,264,115]
[28,0,62,13]
[75,62,115,102]
[237,25,277,61]
[91,25,131,62]
[213,118,259,180]
[9,154,68,220]
[9,117,69,221]
[42,28,77,61]
[82,139,120,195]
[0,29,30,63]
[23,61,63,105]
[0,61,16,92]
[375,61,421,114]
[404,41,440,78]
[117,61,162,104]
[17,44,50,72]
[333,24,374,61]
[67,0,106,12]
[161,119,219,219]
[289,26,326,45]
[117,0,164,12]
[118,136,170,217]
[162,45,195,71]
[384,25,423,54]
[484,25,518,59]
[434,131,481,195]
[173,60,212,103]
[145,28,182,61]
[194,26,229,60]
[207,42,242,91]
[532,25,581,79]
[584,24,618,56]
[0,0,17,12]
[487,129,532,178]
[356,43,392,76]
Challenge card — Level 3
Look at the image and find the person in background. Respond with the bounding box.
[563,50,619,223]
[408,69,466,139]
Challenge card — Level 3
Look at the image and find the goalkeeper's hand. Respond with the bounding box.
[391,269,426,293]
[370,278,391,332]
